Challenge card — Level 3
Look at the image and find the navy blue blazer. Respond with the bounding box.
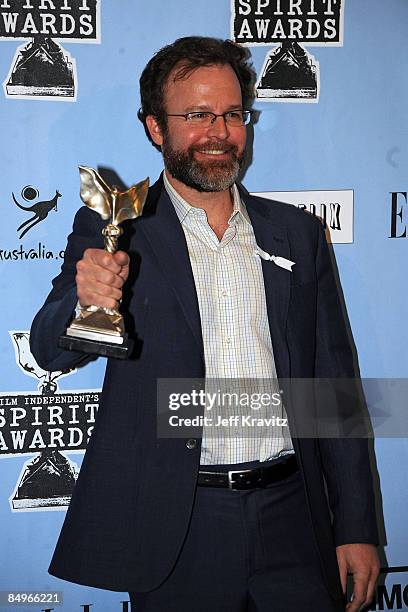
[30,176,378,598]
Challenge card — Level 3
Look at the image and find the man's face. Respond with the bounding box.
[147,64,247,192]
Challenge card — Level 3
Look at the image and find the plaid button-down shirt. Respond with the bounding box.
[164,172,293,465]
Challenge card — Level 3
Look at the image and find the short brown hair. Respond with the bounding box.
[137,36,255,150]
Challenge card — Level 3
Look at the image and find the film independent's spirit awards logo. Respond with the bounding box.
[0,0,100,101]
[0,332,100,512]
[12,184,61,239]
[231,0,345,103]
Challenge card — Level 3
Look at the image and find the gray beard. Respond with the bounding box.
[162,141,244,193]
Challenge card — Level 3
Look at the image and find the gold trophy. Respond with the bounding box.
[59,166,149,359]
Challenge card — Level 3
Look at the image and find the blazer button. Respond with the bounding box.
[186,438,197,450]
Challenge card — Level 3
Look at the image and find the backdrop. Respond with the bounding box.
[0,1,407,611]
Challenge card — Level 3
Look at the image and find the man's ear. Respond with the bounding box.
[145,115,164,147]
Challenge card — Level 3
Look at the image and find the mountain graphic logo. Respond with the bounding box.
[1,2,100,101]
[12,185,61,239]
[256,42,319,101]
[5,37,77,100]
[2,331,81,511]
[231,0,345,104]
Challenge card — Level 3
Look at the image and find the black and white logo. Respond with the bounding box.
[0,332,100,512]
[1,185,65,258]
[253,189,354,243]
[1,0,100,101]
[12,185,61,239]
[231,0,344,103]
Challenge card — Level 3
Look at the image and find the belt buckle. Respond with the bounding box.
[228,468,253,490]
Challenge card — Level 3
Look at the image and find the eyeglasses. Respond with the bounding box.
[165,109,252,127]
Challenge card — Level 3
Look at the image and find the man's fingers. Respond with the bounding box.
[77,281,121,311]
[76,267,124,309]
[113,250,130,267]
[83,295,119,311]
[90,280,123,301]
[364,567,380,607]
[77,277,123,299]
[336,544,380,611]
[346,572,370,612]
[76,248,130,308]
[81,249,130,282]
[83,248,123,274]
[337,556,347,594]
[114,251,130,282]
[76,264,124,290]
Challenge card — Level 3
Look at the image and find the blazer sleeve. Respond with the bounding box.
[313,222,379,547]
[30,206,105,372]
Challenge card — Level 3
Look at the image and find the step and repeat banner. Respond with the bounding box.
[0,1,407,611]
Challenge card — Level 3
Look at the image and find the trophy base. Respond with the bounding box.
[59,307,132,358]
[59,333,132,359]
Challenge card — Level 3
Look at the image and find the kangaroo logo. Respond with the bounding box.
[12,185,61,239]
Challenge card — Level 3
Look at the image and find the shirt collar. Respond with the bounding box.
[230,183,252,227]
[163,171,251,227]
[163,171,192,223]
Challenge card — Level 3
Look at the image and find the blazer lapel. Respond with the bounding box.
[241,191,291,379]
[137,180,204,360]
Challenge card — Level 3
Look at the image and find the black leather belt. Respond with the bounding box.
[198,455,298,490]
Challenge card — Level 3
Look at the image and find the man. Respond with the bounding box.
[30,37,380,611]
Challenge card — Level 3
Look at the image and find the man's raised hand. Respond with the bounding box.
[76,248,130,311]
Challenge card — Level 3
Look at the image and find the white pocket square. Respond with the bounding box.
[254,247,295,272]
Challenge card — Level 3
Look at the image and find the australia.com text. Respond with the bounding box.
[0,242,65,262]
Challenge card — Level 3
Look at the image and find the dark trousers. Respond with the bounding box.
[130,461,345,612]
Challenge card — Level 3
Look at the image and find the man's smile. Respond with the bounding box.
[198,149,230,155]
[193,144,237,160]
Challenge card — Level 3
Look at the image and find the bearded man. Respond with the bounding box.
[30,36,380,612]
